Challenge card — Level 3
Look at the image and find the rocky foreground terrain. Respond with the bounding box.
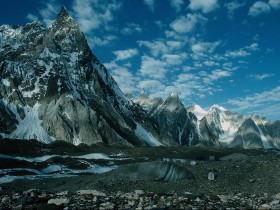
[2,188,280,210]
[1,139,280,209]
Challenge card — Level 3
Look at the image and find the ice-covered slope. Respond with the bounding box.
[187,103,207,121]
[198,105,244,146]
[0,6,175,146]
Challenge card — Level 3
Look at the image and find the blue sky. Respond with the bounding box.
[1,0,280,120]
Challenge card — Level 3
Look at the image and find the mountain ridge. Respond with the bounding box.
[132,92,280,149]
[0,6,175,147]
[1,6,279,150]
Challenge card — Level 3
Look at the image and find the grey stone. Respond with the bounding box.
[48,198,70,206]
[190,161,197,166]
[275,193,280,199]
[208,172,215,181]
[257,204,271,209]
[77,190,106,196]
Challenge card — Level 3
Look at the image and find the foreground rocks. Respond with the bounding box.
[1,189,280,209]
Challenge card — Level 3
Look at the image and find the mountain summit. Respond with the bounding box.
[0,6,175,146]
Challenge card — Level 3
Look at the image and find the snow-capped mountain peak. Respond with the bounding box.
[209,104,227,112]
[187,103,207,121]
[139,89,148,99]
[0,6,176,147]
[162,93,184,112]
[170,92,178,98]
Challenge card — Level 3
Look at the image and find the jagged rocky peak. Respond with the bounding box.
[230,118,264,149]
[132,90,164,115]
[125,92,133,99]
[187,103,207,121]
[209,104,227,112]
[139,89,148,99]
[0,6,176,147]
[170,92,179,98]
[162,92,184,112]
[52,5,76,28]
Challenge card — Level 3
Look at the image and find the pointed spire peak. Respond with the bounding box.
[51,6,80,33]
[139,89,148,99]
[163,92,184,111]
[170,92,179,98]
[210,104,227,112]
[125,92,133,99]
[52,5,76,28]
[58,5,70,18]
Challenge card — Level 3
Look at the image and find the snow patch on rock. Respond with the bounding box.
[135,123,163,146]
[8,103,54,143]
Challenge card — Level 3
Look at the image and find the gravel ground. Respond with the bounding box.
[2,154,280,196]
[1,140,280,209]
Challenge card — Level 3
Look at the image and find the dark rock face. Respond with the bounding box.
[198,117,220,146]
[152,94,200,146]
[230,118,264,149]
[133,91,163,115]
[134,93,200,146]
[263,120,280,149]
[198,106,244,147]
[0,6,173,146]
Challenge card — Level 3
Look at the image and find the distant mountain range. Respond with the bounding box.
[0,6,279,149]
[132,90,280,149]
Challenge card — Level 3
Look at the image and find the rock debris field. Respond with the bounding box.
[1,139,280,209]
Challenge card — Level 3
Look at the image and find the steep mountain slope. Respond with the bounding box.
[133,89,280,149]
[230,118,264,149]
[134,93,200,146]
[0,6,174,146]
[132,90,163,115]
[187,103,207,121]
[153,93,200,145]
[198,105,244,146]
[263,120,280,148]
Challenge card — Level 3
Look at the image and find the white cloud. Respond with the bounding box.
[225,43,259,58]
[189,0,219,13]
[139,56,168,79]
[72,0,121,33]
[121,23,142,35]
[113,49,138,61]
[143,0,155,11]
[248,1,271,17]
[138,80,166,92]
[226,49,251,58]
[26,14,39,22]
[227,86,280,119]
[191,41,220,54]
[224,1,245,19]
[170,13,207,34]
[204,70,232,84]
[89,35,118,47]
[105,61,138,94]
[249,73,275,80]
[246,43,260,51]
[26,0,59,27]
[269,0,280,9]
[203,60,219,67]
[162,53,186,66]
[170,0,184,12]
[166,41,184,50]
[138,40,169,56]
[191,41,221,60]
